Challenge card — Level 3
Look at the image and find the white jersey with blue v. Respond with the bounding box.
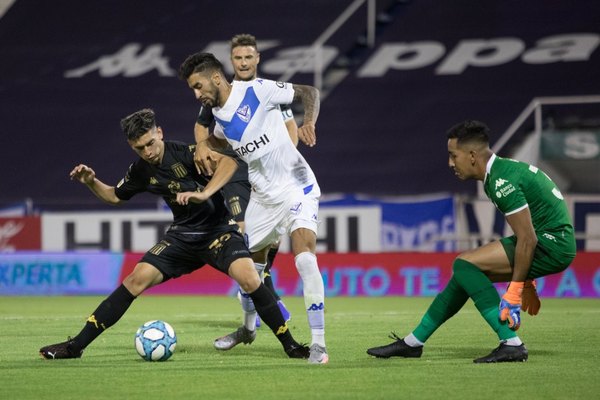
[213,79,319,204]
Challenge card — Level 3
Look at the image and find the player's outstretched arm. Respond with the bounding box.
[69,164,122,205]
[292,84,319,147]
[176,151,238,205]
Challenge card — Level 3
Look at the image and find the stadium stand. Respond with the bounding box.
[1,0,599,209]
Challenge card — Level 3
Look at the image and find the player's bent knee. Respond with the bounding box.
[229,258,261,292]
[122,274,152,297]
[122,262,163,296]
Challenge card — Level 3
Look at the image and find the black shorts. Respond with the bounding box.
[139,226,251,282]
[221,181,251,222]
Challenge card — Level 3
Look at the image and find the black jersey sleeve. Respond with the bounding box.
[196,105,215,128]
[114,162,147,201]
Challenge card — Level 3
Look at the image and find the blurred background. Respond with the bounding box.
[1,0,599,297]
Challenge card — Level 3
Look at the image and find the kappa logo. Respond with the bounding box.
[307,302,324,311]
[236,104,252,123]
[495,178,508,189]
[64,43,175,78]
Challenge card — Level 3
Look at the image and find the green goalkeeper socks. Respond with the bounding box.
[412,275,469,342]
[412,258,516,343]
[451,259,517,341]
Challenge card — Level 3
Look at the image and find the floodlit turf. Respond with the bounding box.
[1,296,599,399]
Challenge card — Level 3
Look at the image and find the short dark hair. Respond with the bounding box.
[446,120,490,146]
[230,33,258,51]
[178,52,225,80]
[120,108,156,141]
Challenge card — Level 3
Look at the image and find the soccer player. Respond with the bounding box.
[193,34,296,340]
[39,109,309,360]
[367,120,576,363]
[179,53,328,364]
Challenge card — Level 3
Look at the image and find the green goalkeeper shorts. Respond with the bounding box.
[500,224,576,279]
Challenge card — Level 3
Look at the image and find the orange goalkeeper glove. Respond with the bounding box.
[521,279,541,316]
[499,281,524,331]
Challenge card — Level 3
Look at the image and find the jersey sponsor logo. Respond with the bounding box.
[496,184,516,198]
[234,133,271,157]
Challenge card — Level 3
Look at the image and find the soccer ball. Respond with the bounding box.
[134,320,177,361]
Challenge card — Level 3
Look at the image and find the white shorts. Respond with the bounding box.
[245,185,320,253]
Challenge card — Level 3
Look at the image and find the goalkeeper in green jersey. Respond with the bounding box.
[367,120,576,363]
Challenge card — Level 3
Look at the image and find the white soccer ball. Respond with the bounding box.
[134,320,177,361]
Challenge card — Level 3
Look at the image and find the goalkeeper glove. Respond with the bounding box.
[521,279,541,316]
[499,281,524,331]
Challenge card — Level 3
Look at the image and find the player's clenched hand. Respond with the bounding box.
[499,281,524,330]
[521,279,541,316]
[176,191,208,205]
[194,141,215,176]
[69,164,96,185]
[298,124,316,147]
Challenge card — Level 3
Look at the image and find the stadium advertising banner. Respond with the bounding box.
[319,194,455,252]
[39,195,453,253]
[3,252,598,298]
[21,194,600,252]
[0,217,41,251]
[0,252,123,295]
[268,253,600,298]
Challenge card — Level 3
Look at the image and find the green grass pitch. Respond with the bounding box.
[1,296,599,399]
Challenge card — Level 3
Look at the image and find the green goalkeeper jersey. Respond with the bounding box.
[483,154,573,233]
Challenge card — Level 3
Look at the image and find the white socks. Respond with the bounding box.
[504,337,523,346]
[404,333,424,347]
[295,252,326,347]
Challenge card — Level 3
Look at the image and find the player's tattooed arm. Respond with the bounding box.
[292,84,320,147]
[292,84,320,126]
